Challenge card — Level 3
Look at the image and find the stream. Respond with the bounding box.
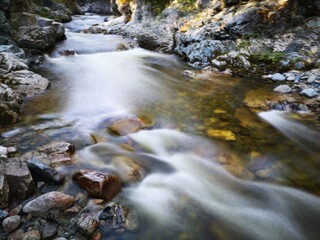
[2,14,320,239]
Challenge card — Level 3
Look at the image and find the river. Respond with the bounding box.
[1,14,320,239]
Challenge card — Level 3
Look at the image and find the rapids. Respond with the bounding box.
[1,13,320,239]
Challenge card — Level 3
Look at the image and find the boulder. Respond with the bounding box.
[0,52,28,74]
[22,230,41,240]
[0,157,35,200]
[300,88,318,98]
[109,117,146,136]
[41,223,57,240]
[73,170,121,201]
[23,191,74,216]
[76,213,98,236]
[27,158,65,184]
[271,73,286,81]
[0,174,10,208]
[16,26,57,50]
[2,215,21,233]
[273,85,292,93]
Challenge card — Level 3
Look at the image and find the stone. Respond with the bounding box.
[0,52,28,74]
[22,230,41,240]
[211,59,227,68]
[52,22,66,41]
[112,156,142,183]
[183,70,196,78]
[16,26,57,50]
[8,229,25,240]
[0,174,9,208]
[307,75,316,84]
[9,205,22,216]
[2,215,21,233]
[0,209,9,220]
[273,85,292,93]
[207,129,236,141]
[271,73,286,81]
[77,213,98,235]
[27,158,65,184]
[73,170,121,201]
[300,88,318,98]
[0,158,35,200]
[109,118,146,136]
[41,223,57,240]
[23,191,74,216]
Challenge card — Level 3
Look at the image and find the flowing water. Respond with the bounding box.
[2,14,320,239]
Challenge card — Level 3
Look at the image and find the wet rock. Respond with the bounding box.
[211,59,227,68]
[183,70,196,79]
[8,229,24,240]
[0,174,9,208]
[273,85,292,93]
[27,158,65,184]
[37,17,53,27]
[112,156,142,183]
[3,70,50,98]
[307,75,317,83]
[15,26,57,50]
[41,223,57,240]
[0,209,9,220]
[52,22,66,41]
[206,129,236,141]
[0,157,35,200]
[271,73,286,81]
[22,230,41,240]
[300,88,318,98]
[36,142,76,167]
[73,170,121,201]
[60,50,76,56]
[109,118,146,136]
[23,191,74,216]
[2,215,21,233]
[76,213,98,235]
[0,52,28,74]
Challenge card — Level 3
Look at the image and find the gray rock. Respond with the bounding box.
[183,70,195,79]
[211,59,227,68]
[307,75,316,84]
[23,191,74,216]
[2,215,21,233]
[271,73,286,81]
[22,230,41,240]
[0,209,8,220]
[0,157,35,200]
[0,174,10,208]
[300,88,318,98]
[8,229,25,240]
[77,213,98,235]
[16,26,57,50]
[0,146,7,155]
[0,52,28,74]
[52,22,66,41]
[294,62,305,70]
[27,158,65,184]
[273,85,292,93]
[41,223,57,240]
[37,17,53,27]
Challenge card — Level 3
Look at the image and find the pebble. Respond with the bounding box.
[300,88,318,98]
[271,73,286,81]
[273,85,292,93]
[2,215,21,232]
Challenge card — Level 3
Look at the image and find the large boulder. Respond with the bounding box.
[15,26,57,50]
[23,191,75,216]
[73,169,121,201]
[0,52,28,75]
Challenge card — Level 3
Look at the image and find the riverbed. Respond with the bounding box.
[1,14,320,239]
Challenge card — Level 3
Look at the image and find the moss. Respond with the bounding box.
[251,51,285,65]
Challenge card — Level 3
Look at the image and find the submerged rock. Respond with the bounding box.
[23,191,74,216]
[109,117,147,136]
[73,170,121,201]
[112,156,142,183]
[76,213,98,235]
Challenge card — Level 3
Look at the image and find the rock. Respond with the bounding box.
[2,215,21,233]
[0,174,9,208]
[273,85,292,93]
[77,213,98,235]
[0,146,7,156]
[22,230,41,240]
[211,59,227,68]
[73,170,121,201]
[0,157,35,200]
[27,158,65,184]
[9,205,22,216]
[35,142,76,167]
[112,156,142,183]
[23,191,74,216]
[125,209,139,231]
[207,129,236,141]
[3,70,50,98]
[8,229,24,240]
[41,223,57,240]
[16,26,57,50]
[300,88,318,98]
[109,118,146,136]
[0,52,28,74]
[37,17,53,27]
[307,75,317,83]
[183,70,196,79]
[0,209,9,220]
[52,22,66,41]
[271,73,286,81]
[60,50,76,56]
[7,147,17,154]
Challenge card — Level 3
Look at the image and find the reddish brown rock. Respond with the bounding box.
[73,170,121,201]
[23,191,74,216]
[108,118,146,136]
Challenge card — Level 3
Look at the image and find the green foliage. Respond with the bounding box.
[251,51,285,65]
[148,0,171,14]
